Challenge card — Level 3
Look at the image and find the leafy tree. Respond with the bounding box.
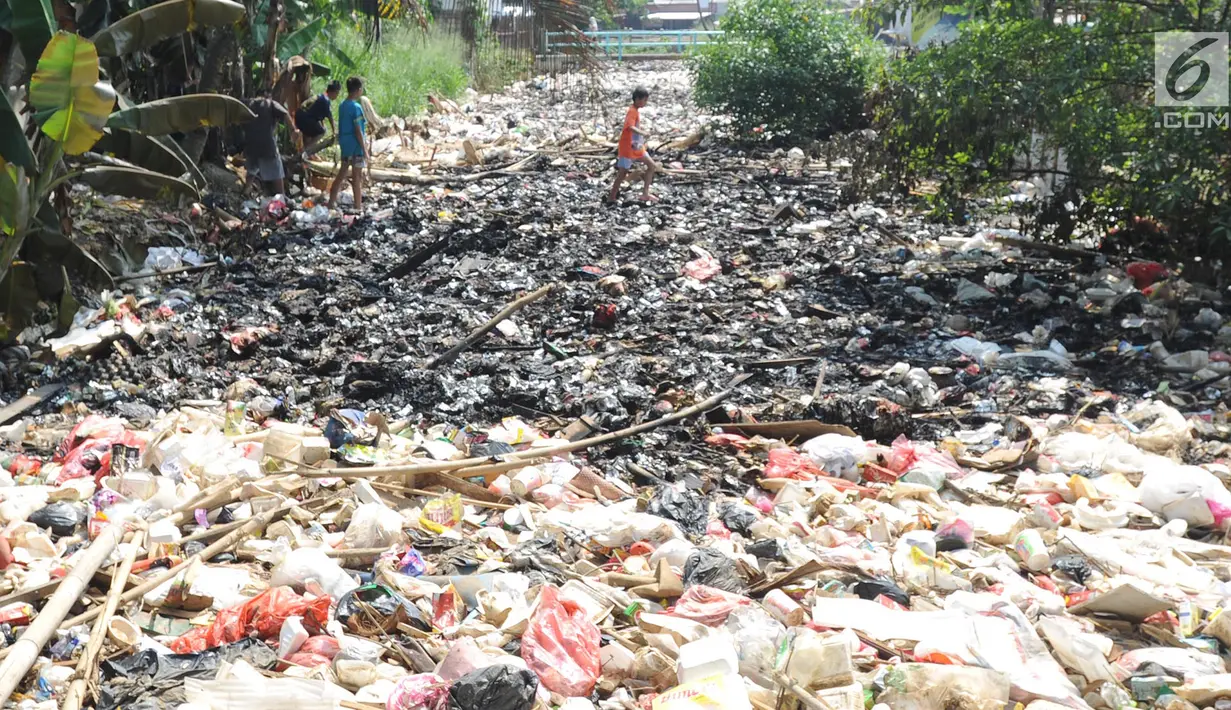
[865,0,1231,264]
[691,0,883,141]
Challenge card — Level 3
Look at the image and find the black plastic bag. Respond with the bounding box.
[98,638,276,710]
[852,577,909,606]
[648,487,708,537]
[28,502,86,537]
[336,583,430,635]
[1052,554,1092,584]
[745,538,785,561]
[718,503,758,537]
[683,547,745,594]
[449,665,538,710]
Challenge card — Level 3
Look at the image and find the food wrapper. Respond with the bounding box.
[419,494,463,533]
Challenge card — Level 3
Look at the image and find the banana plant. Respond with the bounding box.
[0,0,258,334]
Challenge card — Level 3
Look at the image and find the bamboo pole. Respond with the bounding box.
[60,529,146,710]
[0,525,125,705]
[295,377,748,482]
[56,502,296,631]
[426,284,556,369]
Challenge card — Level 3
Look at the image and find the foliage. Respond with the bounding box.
[865,0,1231,263]
[691,0,883,141]
[0,1,255,333]
[312,23,468,116]
[470,34,533,93]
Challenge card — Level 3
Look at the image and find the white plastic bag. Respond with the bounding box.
[265,542,359,599]
[342,504,405,549]
[799,434,868,480]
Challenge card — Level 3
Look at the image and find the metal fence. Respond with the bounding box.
[544,30,723,60]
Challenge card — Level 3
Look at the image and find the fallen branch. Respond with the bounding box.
[426,284,556,369]
[296,375,751,482]
[306,156,536,186]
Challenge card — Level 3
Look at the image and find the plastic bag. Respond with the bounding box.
[647,487,709,537]
[683,253,721,281]
[344,504,406,549]
[167,587,331,653]
[387,673,450,710]
[285,652,332,668]
[725,606,784,683]
[28,502,86,537]
[336,584,430,635]
[267,544,360,599]
[299,635,341,659]
[799,434,867,480]
[450,665,537,710]
[935,520,973,551]
[683,548,745,594]
[520,584,601,697]
[717,504,758,537]
[669,585,751,626]
[763,449,821,481]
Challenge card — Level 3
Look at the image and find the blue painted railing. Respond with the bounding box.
[544,30,723,59]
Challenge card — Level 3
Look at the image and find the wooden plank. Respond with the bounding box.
[0,384,63,425]
[722,420,857,440]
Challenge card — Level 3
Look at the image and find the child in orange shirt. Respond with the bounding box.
[608,87,658,203]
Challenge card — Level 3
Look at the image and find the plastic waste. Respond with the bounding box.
[783,629,854,689]
[682,548,745,594]
[278,616,308,659]
[336,584,430,635]
[676,636,739,683]
[669,585,750,626]
[266,543,360,599]
[343,503,406,549]
[647,487,709,537]
[386,673,449,710]
[799,434,868,480]
[168,586,331,653]
[520,584,601,697]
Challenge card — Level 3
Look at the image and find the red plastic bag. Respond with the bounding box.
[53,416,125,462]
[763,448,821,480]
[521,584,601,697]
[299,635,341,659]
[167,586,331,653]
[285,652,332,668]
[886,435,918,474]
[668,585,751,626]
[1126,261,1168,289]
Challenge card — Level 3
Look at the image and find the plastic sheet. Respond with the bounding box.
[166,587,331,653]
[669,584,752,626]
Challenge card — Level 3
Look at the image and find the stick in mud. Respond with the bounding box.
[426,283,556,369]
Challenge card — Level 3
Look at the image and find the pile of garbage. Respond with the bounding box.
[0,61,1229,710]
[0,381,1229,710]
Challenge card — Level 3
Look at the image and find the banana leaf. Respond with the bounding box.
[9,0,54,64]
[278,15,326,60]
[106,94,254,136]
[30,33,115,155]
[94,128,188,177]
[0,91,34,170]
[79,166,198,201]
[92,0,246,57]
[0,162,30,286]
[0,0,12,31]
[24,206,114,288]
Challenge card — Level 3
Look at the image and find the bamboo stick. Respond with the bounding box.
[0,525,125,705]
[426,284,555,369]
[60,529,146,710]
[295,377,748,482]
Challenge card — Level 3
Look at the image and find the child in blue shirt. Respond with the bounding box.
[328,76,369,212]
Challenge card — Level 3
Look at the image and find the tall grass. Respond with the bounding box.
[312,24,469,117]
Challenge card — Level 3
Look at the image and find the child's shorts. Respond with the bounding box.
[616,155,646,169]
[340,155,366,169]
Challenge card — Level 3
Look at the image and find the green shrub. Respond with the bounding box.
[691,0,883,141]
[870,13,1231,263]
[312,23,469,117]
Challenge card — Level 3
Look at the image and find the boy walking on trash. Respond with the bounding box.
[608,86,659,204]
[328,76,369,212]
